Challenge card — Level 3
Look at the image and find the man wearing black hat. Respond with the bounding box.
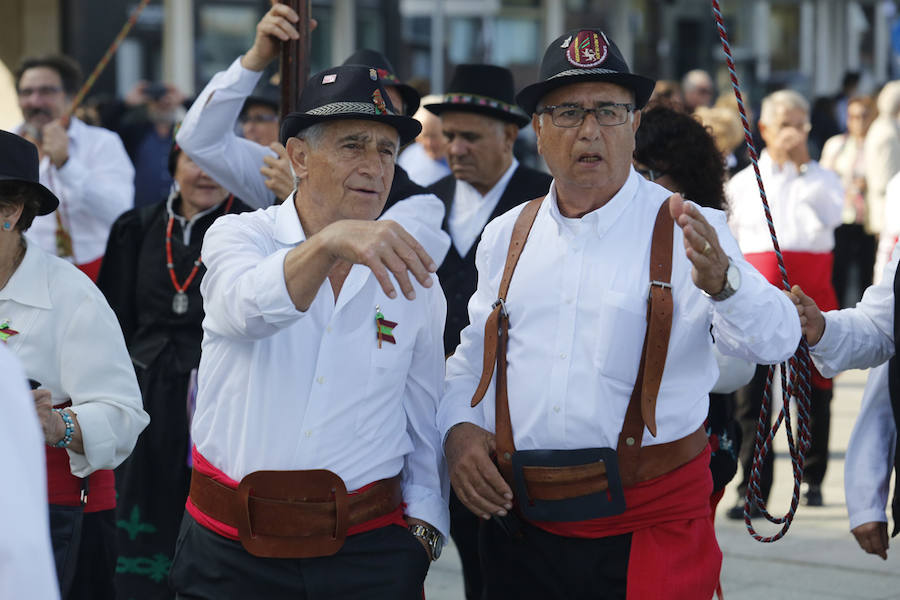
[169,65,447,599]
[424,63,550,600]
[437,29,801,599]
[177,3,441,240]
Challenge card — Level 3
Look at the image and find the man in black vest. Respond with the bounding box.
[792,248,900,559]
[425,64,550,599]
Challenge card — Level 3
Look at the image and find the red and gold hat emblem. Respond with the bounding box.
[372,89,387,114]
[566,30,608,68]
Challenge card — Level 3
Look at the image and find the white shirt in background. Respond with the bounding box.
[16,117,134,265]
[0,344,60,600]
[397,142,451,187]
[448,158,518,257]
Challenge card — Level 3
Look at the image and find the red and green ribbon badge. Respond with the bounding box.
[375,307,397,348]
[0,320,19,343]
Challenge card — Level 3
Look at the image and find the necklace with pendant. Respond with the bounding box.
[166,195,233,315]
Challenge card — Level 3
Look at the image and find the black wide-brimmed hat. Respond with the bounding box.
[516,29,656,115]
[0,130,59,215]
[280,65,422,146]
[425,64,530,128]
[242,78,280,115]
[343,49,420,116]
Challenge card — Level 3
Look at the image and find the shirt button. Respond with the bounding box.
[326,326,332,333]
[316,376,325,384]
[305,431,312,438]
[560,353,567,360]
[553,406,560,413]
[625,437,636,446]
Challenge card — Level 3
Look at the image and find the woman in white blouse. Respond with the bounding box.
[0,130,148,600]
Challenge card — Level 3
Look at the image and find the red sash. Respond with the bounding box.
[45,445,115,513]
[76,256,103,283]
[531,446,721,600]
[744,250,836,389]
[186,447,407,541]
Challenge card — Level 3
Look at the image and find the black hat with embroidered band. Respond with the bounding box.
[0,130,59,215]
[424,64,531,128]
[342,49,421,116]
[280,65,422,146]
[516,29,657,116]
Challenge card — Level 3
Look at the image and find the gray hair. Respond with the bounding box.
[681,69,713,92]
[759,90,809,126]
[876,81,900,119]
[295,122,329,148]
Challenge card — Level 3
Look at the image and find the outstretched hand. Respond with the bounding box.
[668,193,729,296]
[788,285,826,345]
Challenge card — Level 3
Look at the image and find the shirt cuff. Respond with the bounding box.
[437,394,486,445]
[402,483,450,541]
[251,247,306,323]
[808,316,841,378]
[228,56,265,94]
[848,507,888,531]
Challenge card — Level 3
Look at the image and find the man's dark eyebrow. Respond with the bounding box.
[337,133,371,144]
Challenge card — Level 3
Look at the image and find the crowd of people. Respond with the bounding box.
[5,4,900,600]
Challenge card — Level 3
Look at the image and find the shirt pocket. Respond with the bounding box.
[593,291,647,386]
[355,345,415,441]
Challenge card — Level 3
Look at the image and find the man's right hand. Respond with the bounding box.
[788,285,825,345]
[444,422,513,520]
[321,220,436,300]
[852,521,889,560]
[241,3,302,72]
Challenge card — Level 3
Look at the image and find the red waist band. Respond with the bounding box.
[46,445,115,513]
[185,446,406,541]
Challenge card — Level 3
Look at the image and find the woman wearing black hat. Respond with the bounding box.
[96,143,251,599]
[0,130,148,600]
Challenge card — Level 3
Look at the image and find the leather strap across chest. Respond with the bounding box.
[470,196,677,487]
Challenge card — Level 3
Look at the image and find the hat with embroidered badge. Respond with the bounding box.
[342,49,421,116]
[516,29,656,115]
[280,65,422,146]
[424,64,531,128]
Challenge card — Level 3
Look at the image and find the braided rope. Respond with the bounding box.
[711,0,813,543]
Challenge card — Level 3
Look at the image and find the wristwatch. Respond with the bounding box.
[703,257,741,301]
[409,523,443,561]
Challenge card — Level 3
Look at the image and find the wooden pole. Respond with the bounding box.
[279,0,311,121]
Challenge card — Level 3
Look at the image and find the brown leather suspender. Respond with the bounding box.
[471,196,692,488]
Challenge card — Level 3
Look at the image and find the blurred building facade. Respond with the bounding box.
[0,0,896,120]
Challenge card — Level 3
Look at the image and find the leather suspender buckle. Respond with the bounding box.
[492,297,509,318]
[648,280,672,298]
[510,447,626,521]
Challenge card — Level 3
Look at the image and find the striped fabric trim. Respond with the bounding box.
[438,93,528,119]
[306,102,397,116]
[549,68,621,79]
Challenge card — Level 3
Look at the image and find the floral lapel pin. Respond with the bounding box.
[375,306,397,348]
[0,319,19,343]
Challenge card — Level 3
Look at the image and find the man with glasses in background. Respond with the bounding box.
[12,54,134,281]
[726,89,844,517]
[438,30,799,599]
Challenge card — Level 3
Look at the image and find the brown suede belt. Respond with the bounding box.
[188,468,402,558]
[472,195,707,503]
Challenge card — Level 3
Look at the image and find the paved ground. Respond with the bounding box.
[425,368,900,600]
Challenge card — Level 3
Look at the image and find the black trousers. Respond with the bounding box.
[169,513,429,600]
[832,223,875,309]
[735,365,833,502]
[479,514,631,600]
[450,489,483,600]
[68,510,117,600]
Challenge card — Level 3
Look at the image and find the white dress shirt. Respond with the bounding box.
[727,151,843,254]
[16,117,135,264]
[438,170,801,449]
[844,362,895,530]
[193,197,450,539]
[0,344,60,600]
[810,244,900,377]
[448,158,518,257]
[176,58,274,209]
[0,239,148,476]
[397,142,451,187]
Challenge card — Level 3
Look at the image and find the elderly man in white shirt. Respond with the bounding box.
[439,29,800,600]
[793,245,900,560]
[169,65,448,600]
[14,55,134,281]
[726,89,844,515]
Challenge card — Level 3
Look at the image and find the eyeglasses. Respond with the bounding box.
[635,166,661,182]
[240,114,278,124]
[537,102,634,128]
[18,86,63,98]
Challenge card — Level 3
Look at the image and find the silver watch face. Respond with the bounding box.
[726,260,741,290]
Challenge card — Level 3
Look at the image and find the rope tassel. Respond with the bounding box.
[712,0,813,543]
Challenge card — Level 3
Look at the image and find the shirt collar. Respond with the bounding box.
[546,167,640,238]
[759,149,801,177]
[274,192,307,245]
[0,238,52,310]
[456,157,519,201]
